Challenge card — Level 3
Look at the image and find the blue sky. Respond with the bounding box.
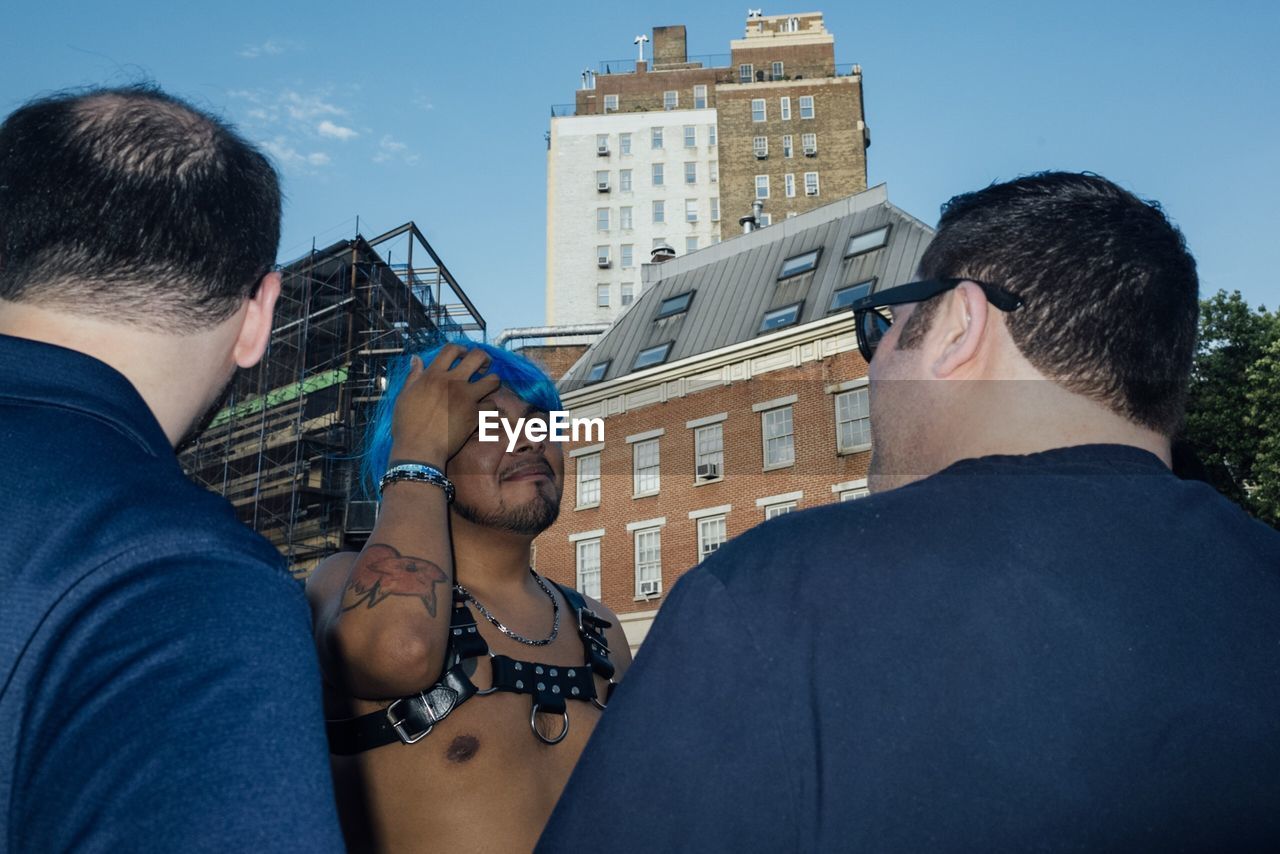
[4,1,1278,337]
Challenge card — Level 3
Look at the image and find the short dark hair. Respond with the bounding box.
[908,171,1199,435]
[0,84,281,329]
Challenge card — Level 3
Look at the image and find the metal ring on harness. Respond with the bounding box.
[472,653,500,696]
[591,679,616,711]
[530,704,570,745]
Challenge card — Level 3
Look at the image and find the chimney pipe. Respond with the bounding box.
[739,198,765,234]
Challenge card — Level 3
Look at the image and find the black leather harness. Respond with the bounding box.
[326,582,615,754]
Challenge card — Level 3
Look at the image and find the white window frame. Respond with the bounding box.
[751,98,766,122]
[694,422,724,482]
[685,199,698,223]
[709,161,719,183]
[772,61,785,80]
[652,162,664,186]
[620,132,632,155]
[785,173,796,198]
[620,169,633,192]
[685,236,698,253]
[684,125,696,148]
[620,243,634,267]
[802,132,817,155]
[576,538,601,598]
[694,84,708,109]
[755,175,770,199]
[633,527,663,597]
[652,199,665,224]
[596,245,611,266]
[596,207,610,231]
[697,515,727,563]
[764,501,797,519]
[710,197,720,221]
[651,126,663,149]
[620,206,633,230]
[739,63,753,83]
[595,169,610,191]
[604,94,619,113]
[804,171,820,196]
[633,438,661,496]
[708,124,717,146]
[621,282,635,305]
[664,90,678,110]
[753,136,769,158]
[799,95,815,119]
[684,161,697,184]
[836,387,872,452]
[761,405,795,469]
[596,284,610,307]
[576,452,601,507]
[782,134,793,158]
[780,96,791,120]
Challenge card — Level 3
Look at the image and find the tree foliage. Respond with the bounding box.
[1183,290,1280,527]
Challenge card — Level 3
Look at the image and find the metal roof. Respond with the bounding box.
[559,184,934,390]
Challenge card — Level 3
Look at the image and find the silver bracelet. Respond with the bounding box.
[379,463,455,503]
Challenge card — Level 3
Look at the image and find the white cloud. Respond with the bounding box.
[317,120,358,140]
[373,134,419,165]
[282,90,344,121]
[240,39,294,59]
[261,136,331,171]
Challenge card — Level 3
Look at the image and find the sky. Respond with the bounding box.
[4,1,1278,338]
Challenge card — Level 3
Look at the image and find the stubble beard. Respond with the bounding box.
[453,486,562,536]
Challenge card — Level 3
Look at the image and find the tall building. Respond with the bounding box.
[546,11,869,330]
[179,223,485,577]
[534,186,930,651]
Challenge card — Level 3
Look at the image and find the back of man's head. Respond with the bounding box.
[912,171,1199,436]
[0,85,281,330]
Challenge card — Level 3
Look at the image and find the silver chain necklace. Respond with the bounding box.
[454,568,560,646]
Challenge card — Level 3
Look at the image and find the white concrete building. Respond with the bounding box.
[545,107,722,328]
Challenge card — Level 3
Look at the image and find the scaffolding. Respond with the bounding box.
[179,222,485,579]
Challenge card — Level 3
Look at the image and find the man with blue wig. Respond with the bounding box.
[307,340,631,852]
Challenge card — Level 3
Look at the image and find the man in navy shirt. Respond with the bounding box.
[0,87,343,850]
[539,173,1280,851]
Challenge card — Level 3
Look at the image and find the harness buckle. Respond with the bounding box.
[386,685,458,744]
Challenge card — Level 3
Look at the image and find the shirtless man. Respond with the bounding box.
[308,342,631,853]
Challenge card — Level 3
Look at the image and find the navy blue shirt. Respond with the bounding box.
[539,445,1280,852]
[0,334,343,852]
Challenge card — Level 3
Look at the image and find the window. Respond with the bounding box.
[584,361,610,384]
[840,489,869,501]
[621,282,634,305]
[786,16,800,32]
[604,94,619,113]
[652,237,667,249]
[784,173,796,198]
[782,134,793,157]
[577,453,601,507]
[695,424,723,480]
[596,133,610,153]
[596,245,611,266]
[836,388,871,451]
[779,248,821,280]
[753,136,769,158]
[697,516,726,562]
[762,406,795,468]
[846,225,891,257]
[651,127,663,149]
[804,171,820,196]
[619,132,632,154]
[621,243,634,267]
[652,199,665,223]
[710,198,720,221]
[651,163,664,186]
[799,95,815,119]
[656,290,694,319]
[830,279,873,312]
[765,501,797,519]
[684,125,696,148]
[755,175,770,199]
[576,538,601,598]
[708,124,717,146]
[620,169,633,192]
[596,207,610,231]
[685,199,698,223]
[772,61,785,80]
[634,527,662,596]
[780,96,791,120]
[802,132,817,155]
[694,85,708,109]
[633,439,660,495]
[597,284,610,307]
[664,90,678,110]
[596,170,610,191]
[684,162,697,184]
[738,63,753,83]
[709,161,719,183]
[759,301,802,333]
[759,213,772,227]
[751,98,766,122]
[620,207,633,230]
[685,236,699,254]
[633,341,673,370]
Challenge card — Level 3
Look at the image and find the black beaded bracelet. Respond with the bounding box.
[379,463,455,503]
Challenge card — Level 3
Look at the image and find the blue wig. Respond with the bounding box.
[362,340,562,499]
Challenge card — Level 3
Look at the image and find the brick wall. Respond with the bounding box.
[514,344,589,383]
[534,345,870,621]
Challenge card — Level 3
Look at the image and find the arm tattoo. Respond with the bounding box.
[342,543,448,617]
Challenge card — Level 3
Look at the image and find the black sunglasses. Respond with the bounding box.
[846,278,1024,362]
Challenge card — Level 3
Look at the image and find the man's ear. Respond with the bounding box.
[233,271,281,369]
[930,281,988,378]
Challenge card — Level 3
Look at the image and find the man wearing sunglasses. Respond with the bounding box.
[539,172,1280,851]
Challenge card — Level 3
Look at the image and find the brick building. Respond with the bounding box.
[546,11,870,331]
[534,186,930,650]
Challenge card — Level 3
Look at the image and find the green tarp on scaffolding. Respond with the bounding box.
[208,367,349,429]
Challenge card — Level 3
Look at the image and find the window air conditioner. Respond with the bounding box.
[754,150,768,159]
[806,186,818,196]
[803,145,817,156]
[597,180,610,192]
[597,257,611,268]
[597,144,610,156]
[638,579,661,596]
[696,463,720,480]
